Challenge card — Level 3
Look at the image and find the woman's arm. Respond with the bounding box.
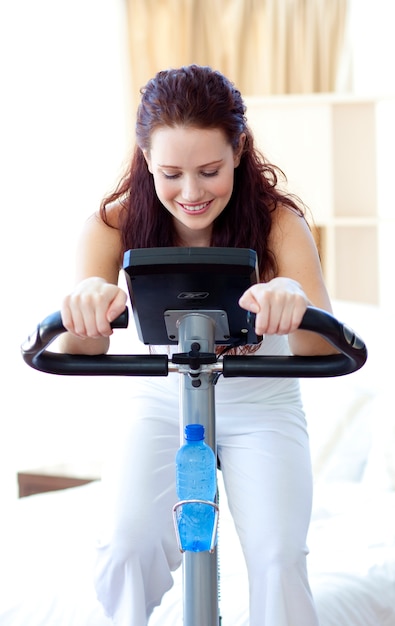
[239,206,336,356]
[58,211,127,355]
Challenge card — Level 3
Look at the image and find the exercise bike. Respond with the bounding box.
[21,247,367,626]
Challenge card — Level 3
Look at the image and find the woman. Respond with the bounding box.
[60,65,333,625]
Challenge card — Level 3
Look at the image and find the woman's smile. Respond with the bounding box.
[177,199,214,214]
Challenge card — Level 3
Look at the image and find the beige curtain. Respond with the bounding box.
[126,0,348,110]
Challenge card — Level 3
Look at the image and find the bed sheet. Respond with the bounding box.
[1,477,395,626]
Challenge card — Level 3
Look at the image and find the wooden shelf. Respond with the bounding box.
[244,94,395,306]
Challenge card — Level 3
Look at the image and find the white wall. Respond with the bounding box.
[0,0,131,500]
[348,0,395,95]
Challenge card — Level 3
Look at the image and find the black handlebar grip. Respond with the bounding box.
[222,307,367,378]
[22,309,129,356]
[23,352,169,377]
[21,308,168,376]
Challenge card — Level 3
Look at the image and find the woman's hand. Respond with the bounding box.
[61,277,127,339]
[238,277,309,336]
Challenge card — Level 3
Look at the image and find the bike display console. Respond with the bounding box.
[123,247,261,346]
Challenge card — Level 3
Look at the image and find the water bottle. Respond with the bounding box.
[175,423,217,552]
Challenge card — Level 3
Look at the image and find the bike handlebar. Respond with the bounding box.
[21,306,367,378]
[21,309,168,377]
[223,307,367,377]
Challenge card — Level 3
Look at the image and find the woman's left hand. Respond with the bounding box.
[238,277,309,336]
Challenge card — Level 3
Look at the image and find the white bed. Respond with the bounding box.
[1,301,394,626]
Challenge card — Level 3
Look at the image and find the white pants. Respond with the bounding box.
[94,378,319,626]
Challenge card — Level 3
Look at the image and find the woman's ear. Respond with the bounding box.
[234,133,246,167]
[143,149,153,173]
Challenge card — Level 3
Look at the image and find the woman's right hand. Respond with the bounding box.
[61,277,127,339]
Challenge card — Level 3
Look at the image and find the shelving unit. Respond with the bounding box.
[244,94,395,306]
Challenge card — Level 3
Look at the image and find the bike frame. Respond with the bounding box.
[176,312,220,624]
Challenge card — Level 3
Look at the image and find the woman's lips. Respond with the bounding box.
[178,200,213,214]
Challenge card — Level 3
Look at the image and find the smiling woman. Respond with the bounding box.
[143,127,242,246]
[54,63,336,626]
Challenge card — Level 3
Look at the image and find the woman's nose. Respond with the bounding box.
[181,176,203,202]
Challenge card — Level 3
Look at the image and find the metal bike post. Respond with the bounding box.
[177,313,219,626]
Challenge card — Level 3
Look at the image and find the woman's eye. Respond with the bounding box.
[161,170,218,179]
[162,172,181,180]
[201,170,218,178]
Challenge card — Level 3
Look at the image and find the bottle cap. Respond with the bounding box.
[185,423,204,441]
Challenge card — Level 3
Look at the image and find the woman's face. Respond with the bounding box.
[144,126,243,246]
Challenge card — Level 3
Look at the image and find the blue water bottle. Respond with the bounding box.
[175,423,217,552]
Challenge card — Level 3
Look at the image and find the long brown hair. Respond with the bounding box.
[101,65,304,279]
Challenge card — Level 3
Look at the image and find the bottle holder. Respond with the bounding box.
[172,499,219,553]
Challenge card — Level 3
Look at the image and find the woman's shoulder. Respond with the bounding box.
[269,203,318,270]
[271,201,306,226]
[79,202,124,239]
[79,207,123,261]
[99,199,125,229]
[268,202,307,243]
